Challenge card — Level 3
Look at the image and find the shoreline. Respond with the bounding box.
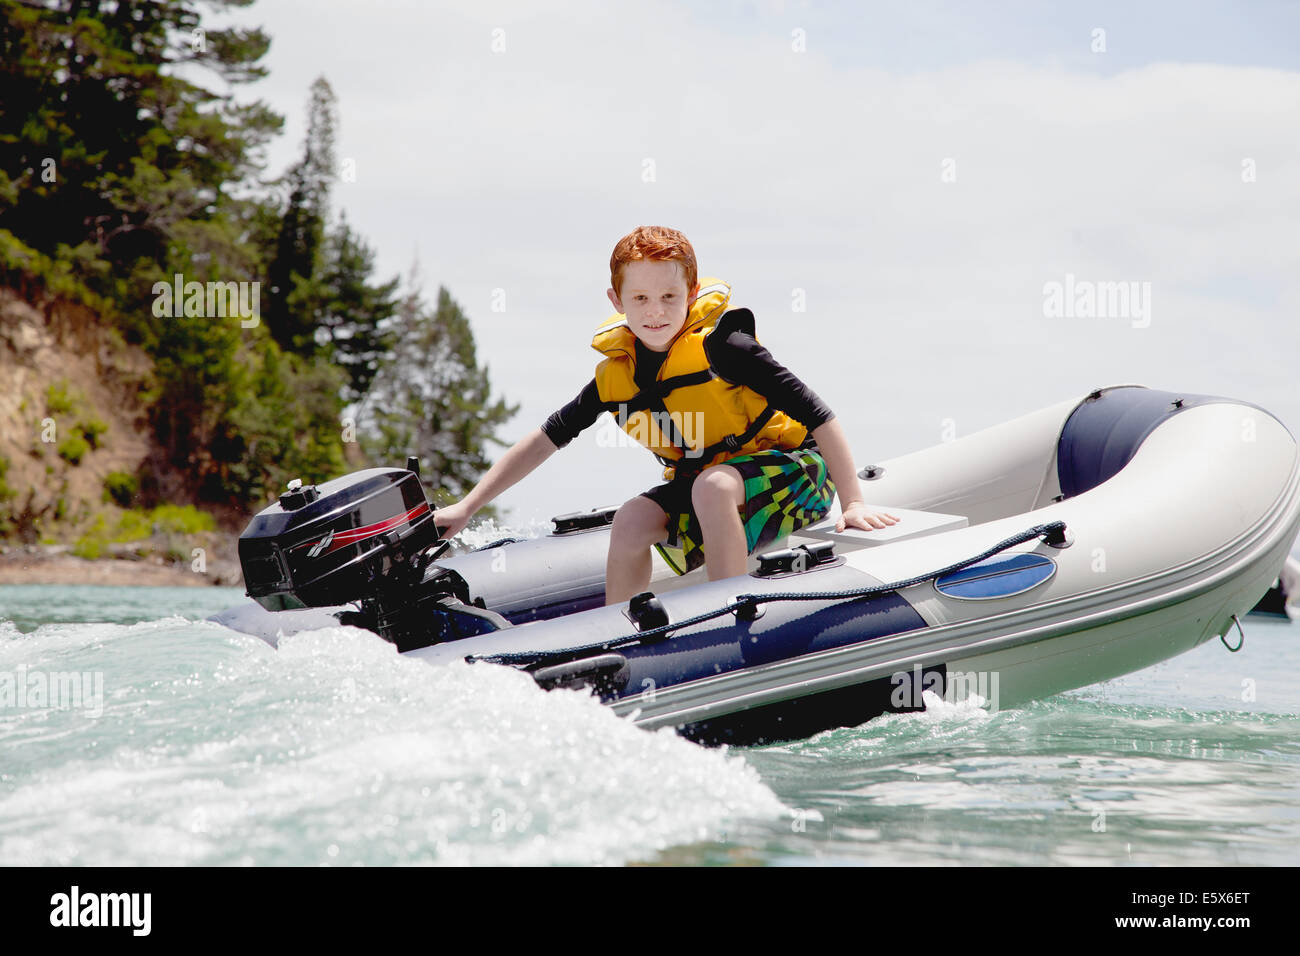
[0,548,242,588]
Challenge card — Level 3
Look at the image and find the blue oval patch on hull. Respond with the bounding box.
[934,552,1057,600]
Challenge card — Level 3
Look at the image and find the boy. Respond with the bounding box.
[433,226,898,605]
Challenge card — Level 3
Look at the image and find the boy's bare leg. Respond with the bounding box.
[692,466,748,581]
[605,495,669,605]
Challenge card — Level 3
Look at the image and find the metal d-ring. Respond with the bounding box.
[1220,614,1245,653]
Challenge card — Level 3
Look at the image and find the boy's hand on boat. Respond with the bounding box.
[432,501,473,540]
[837,501,900,533]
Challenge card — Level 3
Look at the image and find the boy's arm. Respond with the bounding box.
[708,326,900,533]
[433,428,559,538]
[811,418,900,532]
[460,427,559,513]
[436,378,603,539]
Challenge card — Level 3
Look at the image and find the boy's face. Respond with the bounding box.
[607,259,700,353]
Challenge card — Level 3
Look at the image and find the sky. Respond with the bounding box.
[205,0,1300,527]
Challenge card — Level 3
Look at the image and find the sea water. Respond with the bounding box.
[1,583,1296,866]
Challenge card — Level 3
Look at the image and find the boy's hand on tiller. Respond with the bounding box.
[837,501,900,533]
[432,500,473,541]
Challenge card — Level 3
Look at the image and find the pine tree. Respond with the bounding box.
[315,213,399,405]
[0,0,280,308]
[0,6,512,518]
[266,75,336,352]
[359,272,517,504]
[0,3,348,512]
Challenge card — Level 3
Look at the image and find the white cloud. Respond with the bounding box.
[213,1,1300,523]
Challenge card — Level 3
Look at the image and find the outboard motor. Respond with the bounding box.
[237,466,507,651]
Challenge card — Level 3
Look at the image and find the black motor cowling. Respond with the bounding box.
[239,468,440,611]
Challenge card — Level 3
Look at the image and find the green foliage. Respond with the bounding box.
[0,230,119,322]
[57,432,89,465]
[213,340,347,503]
[72,536,105,560]
[77,505,218,555]
[150,504,216,535]
[360,282,517,501]
[45,381,75,416]
[0,454,13,503]
[103,471,139,507]
[0,0,280,309]
[43,386,108,458]
[112,510,153,543]
[73,515,108,560]
[105,505,213,544]
[1,5,515,520]
[313,214,399,403]
[0,455,14,537]
[266,77,337,353]
[79,418,108,449]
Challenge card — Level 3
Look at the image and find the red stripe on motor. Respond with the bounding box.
[297,501,431,554]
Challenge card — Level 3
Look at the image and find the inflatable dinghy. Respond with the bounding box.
[212,384,1300,745]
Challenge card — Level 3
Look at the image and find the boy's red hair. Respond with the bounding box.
[609,226,698,298]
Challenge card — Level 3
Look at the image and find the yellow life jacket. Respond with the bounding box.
[591,278,809,480]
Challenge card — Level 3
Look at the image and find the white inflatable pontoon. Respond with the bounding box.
[213,384,1300,745]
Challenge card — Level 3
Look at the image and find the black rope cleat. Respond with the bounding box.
[733,596,764,622]
[1041,521,1073,549]
[625,591,670,636]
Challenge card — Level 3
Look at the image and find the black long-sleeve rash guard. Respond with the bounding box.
[541,326,834,450]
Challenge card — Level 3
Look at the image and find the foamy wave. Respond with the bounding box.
[0,619,786,866]
[453,515,552,551]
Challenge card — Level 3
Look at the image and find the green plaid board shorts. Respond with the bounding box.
[642,446,837,576]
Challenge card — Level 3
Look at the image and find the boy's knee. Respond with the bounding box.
[611,496,666,545]
[690,466,741,511]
